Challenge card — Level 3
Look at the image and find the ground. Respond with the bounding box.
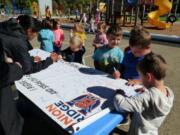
[27,29,180,135]
[122,22,180,36]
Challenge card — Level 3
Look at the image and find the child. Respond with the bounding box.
[114,53,174,135]
[52,19,64,54]
[38,19,54,52]
[88,17,95,33]
[61,36,85,64]
[95,9,100,25]
[45,6,51,19]
[113,26,152,85]
[82,13,87,25]
[93,22,108,50]
[93,25,124,74]
[70,23,86,47]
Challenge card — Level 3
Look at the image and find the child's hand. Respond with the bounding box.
[135,88,145,94]
[5,56,13,63]
[113,70,121,79]
[59,55,63,60]
[116,89,126,96]
[126,79,141,86]
[34,56,41,63]
[50,52,60,62]
[95,44,102,48]
[54,41,60,46]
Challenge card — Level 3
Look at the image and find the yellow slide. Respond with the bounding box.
[148,0,172,29]
[99,2,106,13]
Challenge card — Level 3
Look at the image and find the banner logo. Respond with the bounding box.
[67,94,100,115]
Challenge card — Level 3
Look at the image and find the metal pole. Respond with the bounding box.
[130,7,134,24]
[97,0,99,7]
[123,0,126,26]
[141,3,146,25]
[174,0,179,16]
[134,0,140,26]
[105,0,109,24]
[112,0,115,24]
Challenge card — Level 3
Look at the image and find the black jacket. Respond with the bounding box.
[0,63,24,135]
[0,19,53,74]
[61,47,85,64]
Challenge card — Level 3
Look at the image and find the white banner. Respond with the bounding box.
[15,49,141,133]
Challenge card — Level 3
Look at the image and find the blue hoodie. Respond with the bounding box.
[38,29,54,52]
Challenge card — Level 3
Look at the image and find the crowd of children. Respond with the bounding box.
[4,15,173,135]
[92,24,173,135]
[37,18,86,64]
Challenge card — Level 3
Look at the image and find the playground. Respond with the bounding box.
[105,0,179,29]
[0,0,180,135]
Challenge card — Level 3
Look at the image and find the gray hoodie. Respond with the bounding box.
[114,87,174,135]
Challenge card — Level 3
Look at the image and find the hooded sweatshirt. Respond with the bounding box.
[0,18,53,74]
[0,63,24,135]
[38,29,54,52]
[114,87,174,135]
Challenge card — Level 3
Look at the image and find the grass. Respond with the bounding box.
[160,17,180,22]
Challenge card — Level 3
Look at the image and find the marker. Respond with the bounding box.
[113,67,117,72]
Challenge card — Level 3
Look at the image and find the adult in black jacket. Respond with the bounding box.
[0,43,24,135]
[0,15,59,75]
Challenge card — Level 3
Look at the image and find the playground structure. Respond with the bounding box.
[0,0,53,17]
[148,0,172,29]
[0,0,179,29]
[105,0,179,29]
[0,0,38,15]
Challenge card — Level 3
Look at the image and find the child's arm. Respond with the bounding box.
[60,48,70,61]
[93,49,101,70]
[69,29,73,38]
[94,61,101,70]
[111,49,124,79]
[103,34,108,45]
[34,56,41,63]
[112,67,121,79]
[81,46,86,54]
[51,33,55,44]
[37,33,41,42]
[111,62,124,79]
[92,34,99,47]
[126,79,142,86]
[114,90,150,113]
[93,43,102,48]
[60,30,65,45]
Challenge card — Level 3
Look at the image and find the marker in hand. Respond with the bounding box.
[113,66,120,79]
[113,67,117,72]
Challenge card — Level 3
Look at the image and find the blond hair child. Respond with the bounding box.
[61,36,85,64]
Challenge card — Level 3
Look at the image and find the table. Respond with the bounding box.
[15,49,140,135]
[73,111,123,135]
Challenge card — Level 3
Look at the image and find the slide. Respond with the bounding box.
[148,0,172,29]
[99,2,106,13]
